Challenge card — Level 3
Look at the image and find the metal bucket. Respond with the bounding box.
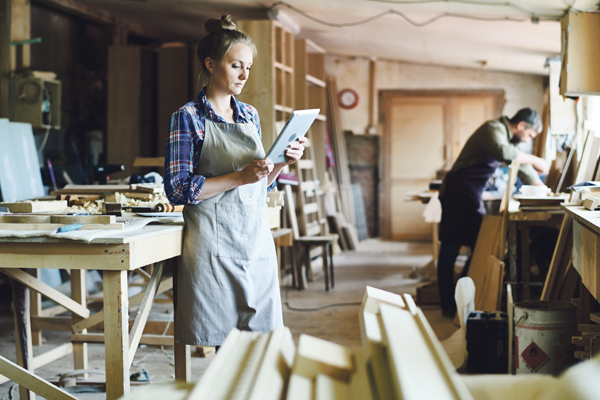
[514,301,577,375]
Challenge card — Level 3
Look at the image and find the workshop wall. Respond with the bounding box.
[326,55,547,135]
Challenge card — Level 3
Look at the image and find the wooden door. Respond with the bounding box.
[381,90,504,241]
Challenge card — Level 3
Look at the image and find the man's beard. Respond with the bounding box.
[510,135,522,145]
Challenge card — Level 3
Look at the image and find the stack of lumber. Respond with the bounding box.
[125,286,472,400]
[325,77,360,248]
[120,286,600,400]
[573,324,600,361]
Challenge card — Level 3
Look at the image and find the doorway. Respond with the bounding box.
[380,90,505,241]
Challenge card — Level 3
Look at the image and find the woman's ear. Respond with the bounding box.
[205,57,215,74]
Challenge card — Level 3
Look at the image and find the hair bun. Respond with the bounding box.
[204,15,238,34]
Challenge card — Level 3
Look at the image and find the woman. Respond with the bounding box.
[164,15,305,346]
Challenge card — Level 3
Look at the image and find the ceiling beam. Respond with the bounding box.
[33,0,167,40]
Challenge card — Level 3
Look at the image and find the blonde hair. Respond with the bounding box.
[196,15,257,90]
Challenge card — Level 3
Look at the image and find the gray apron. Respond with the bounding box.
[175,118,282,346]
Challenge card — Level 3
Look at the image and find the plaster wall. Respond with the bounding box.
[326,55,547,135]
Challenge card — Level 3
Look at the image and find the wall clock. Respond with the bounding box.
[338,88,359,110]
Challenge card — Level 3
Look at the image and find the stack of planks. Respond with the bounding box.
[325,76,360,249]
[128,286,473,400]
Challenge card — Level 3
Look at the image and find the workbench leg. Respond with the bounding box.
[520,224,531,301]
[172,256,191,382]
[27,269,43,346]
[12,279,36,400]
[508,221,517,284]
[174,344,191,382]
[71,270,88,378]
[103,270,130,400]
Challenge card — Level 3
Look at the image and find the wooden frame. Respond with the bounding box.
[379,89,505,240]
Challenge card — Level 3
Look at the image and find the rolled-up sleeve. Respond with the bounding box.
[164,110,206,205]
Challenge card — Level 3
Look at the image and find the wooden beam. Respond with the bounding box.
[0,354,77,400]
[72,333,174,347]
[33,0,166,40]
[1,268,90,318]
[128,261,164,367]
[0,0,11,118]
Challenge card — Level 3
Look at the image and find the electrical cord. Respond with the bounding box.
[283,272,361,312]
[268,0,564,28]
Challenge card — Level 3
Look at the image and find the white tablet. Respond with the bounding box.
[265,109,320,164]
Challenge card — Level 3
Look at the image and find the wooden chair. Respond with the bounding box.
[284,185,338,291]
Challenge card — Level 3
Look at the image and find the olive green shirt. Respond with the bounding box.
[442,116,539,193]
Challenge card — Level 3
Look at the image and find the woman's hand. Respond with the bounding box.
[283,137,307,165]
[238,160,274,184]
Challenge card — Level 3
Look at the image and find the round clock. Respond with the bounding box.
[338,88,359,110]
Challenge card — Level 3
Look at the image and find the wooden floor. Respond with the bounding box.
[0,238,456,399]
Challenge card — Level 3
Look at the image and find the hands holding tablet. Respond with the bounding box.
[279,136,307,165]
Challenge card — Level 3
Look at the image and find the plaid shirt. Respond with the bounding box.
[164,89,274,205]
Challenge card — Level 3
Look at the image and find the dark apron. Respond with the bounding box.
[439,156,501,247]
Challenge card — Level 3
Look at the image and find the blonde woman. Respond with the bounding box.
[164,15,305,347]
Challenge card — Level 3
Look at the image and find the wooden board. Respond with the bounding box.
[292,334,353,381]
[51,215,116,224]
[0,201,67,213]
[0,223,124,231]
[478,255,505,312]
[514,196,566,207]
[467,215,502,310]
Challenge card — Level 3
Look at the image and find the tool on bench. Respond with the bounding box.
[154,203,184,212]
[54,223,82,234]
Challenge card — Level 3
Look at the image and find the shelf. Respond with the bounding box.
[315,114,327,122]
[306,74,326,88]
[274,61,293,73]
[274,104,294,113]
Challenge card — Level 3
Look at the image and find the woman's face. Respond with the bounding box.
[207,43,253,96]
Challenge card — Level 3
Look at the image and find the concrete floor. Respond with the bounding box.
[0,239,456,399]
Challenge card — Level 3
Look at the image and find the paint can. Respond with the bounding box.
[514,300,577,374]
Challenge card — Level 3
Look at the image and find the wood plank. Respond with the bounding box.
[378,303,459,400]
[128,262,164,367]
[542,215,573,300]
[133,157,166,167]
[1,268,90,318]
[292,334,353,381]
[478,255,505,312]
[103,270,130,400]
[0,242,130,270]
[51,215,116,224]
[0,355,77,400]
[247,327,295,400]
[0,201,67,213]
[72,333,174,347]
[0,223,124,230]
[0,215,52,223]
[286,374,313,400]
[467,215,502,310]
[32,343,73,369]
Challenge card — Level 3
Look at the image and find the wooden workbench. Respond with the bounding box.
[563,205,600,302]
[0,224,184,400]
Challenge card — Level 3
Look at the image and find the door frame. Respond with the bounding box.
[379,89,505,240]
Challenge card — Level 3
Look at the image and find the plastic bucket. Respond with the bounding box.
[514,300,577,375]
